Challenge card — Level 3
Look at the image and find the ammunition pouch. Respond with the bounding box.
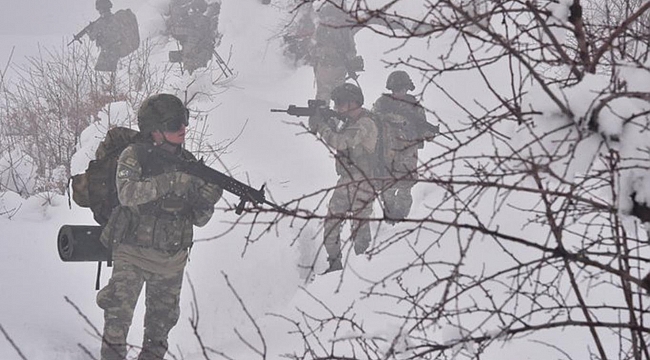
[139,195,193,220]
[99,206,136,249]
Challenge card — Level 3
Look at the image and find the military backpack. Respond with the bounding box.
[71,127,144,226]
[111,9,140,58]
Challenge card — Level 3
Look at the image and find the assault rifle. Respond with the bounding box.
[270,99,348,126]
[149,145,286,215]
[68,19,97,46]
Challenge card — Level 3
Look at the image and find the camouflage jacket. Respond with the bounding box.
[373,93,433,149]
[87,14,119,49]
[317,108,378,180]
[102,142,218,254]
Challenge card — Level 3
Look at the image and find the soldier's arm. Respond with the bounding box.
[115,145,167,206]
[319,116,377,153]
[412,103,439,139]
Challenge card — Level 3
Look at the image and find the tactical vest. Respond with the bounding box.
[334,109,381,180]
[375,94,427,148]
[123,143,197,253]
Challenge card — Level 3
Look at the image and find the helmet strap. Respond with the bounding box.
[152,131,180,152]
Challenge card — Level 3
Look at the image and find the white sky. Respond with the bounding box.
[0,0,93,68]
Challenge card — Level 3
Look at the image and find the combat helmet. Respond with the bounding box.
[331,83,364,106]
[95,0,113,13]
[190,0,208,13]
[137,94,189,135]
[386,70,415,91]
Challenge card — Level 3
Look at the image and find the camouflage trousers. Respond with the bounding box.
[324,176,376,261]
[380,150,418,221]
[97,259,184,360]
[314,63,347,105]
[95,50,119,72]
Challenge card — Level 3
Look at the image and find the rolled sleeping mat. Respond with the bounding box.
[57,225,110,262]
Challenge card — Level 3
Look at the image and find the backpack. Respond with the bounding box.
[111,9,140,58]
[71,127,144,226]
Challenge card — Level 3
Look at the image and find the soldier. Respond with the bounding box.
[76,0,140,72]
[372,70,438,223]
[167,0,217,74]
[282,1,316,66]
[86,0,119,71]
[310,2,363,105]
[309,83,379,273]
[96,94,222,360]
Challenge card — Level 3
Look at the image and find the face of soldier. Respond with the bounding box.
[152,123,186,146]
[334,100,360,116]
[162,124,187,145]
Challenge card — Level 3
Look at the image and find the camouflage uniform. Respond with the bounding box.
[313,101,378,266]
[98,94,222,360]
[372,91,434,221]
[311,5,358,104]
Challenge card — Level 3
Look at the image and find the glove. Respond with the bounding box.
[197,182,222,205]
[308,114,323,134]
[187,181,222,212]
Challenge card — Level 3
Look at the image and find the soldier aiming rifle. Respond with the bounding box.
[271,99,349,133]
[273,84,380,274]
[271,99,337,117]
[69,19,99,46]
[69,0,140,72]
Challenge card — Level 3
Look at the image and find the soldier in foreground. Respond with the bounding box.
[97,94,222,360]
[309,83,379,273]
[373,71,438,223]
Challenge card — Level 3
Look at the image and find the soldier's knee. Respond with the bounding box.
[97,283,118,310]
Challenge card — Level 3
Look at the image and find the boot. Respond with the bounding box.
[323,258,343,274]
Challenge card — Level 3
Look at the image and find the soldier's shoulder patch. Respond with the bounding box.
[117,168,132,178]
